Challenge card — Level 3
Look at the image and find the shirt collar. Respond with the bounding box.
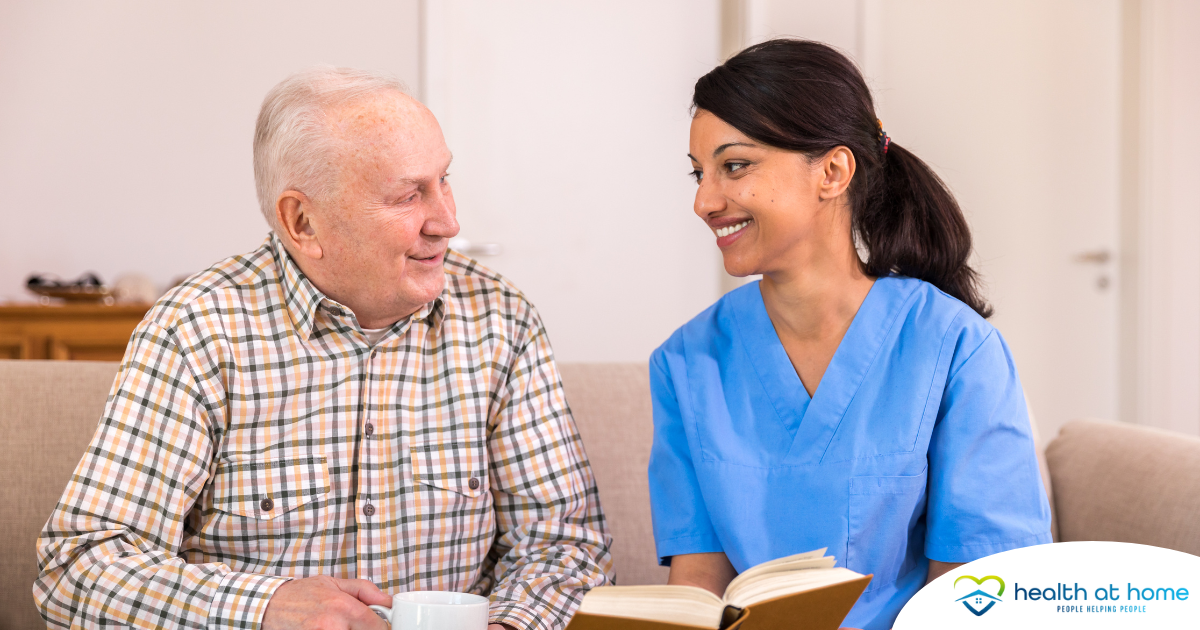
[271,234,447,339]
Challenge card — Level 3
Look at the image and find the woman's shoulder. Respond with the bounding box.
[651,282,755,366]
[885,275,1000,359]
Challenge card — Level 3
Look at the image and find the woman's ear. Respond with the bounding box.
[275,191,324,260]
[818,146,856,201]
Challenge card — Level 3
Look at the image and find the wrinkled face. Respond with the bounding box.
[688,110,829,278]
[315,93,459,320]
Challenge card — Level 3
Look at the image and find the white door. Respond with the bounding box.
[420,1,723,363]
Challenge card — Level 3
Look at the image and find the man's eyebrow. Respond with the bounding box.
[393,155,454,186]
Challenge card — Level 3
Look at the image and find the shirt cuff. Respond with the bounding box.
[206,570,293,630]
[490,600,551,630]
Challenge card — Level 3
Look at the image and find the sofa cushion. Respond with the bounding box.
[0,359,120,630]
[1046,419,1200,554]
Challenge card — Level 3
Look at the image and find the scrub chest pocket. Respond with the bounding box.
[847,469,928,593]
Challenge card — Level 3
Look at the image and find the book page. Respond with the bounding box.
[723,548,831,600]
[578,585,726,629]
[726,566,865,608]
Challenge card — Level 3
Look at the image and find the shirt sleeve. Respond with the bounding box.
[924,326,1053,563]
[647,343,723,565]
[484,308,615,630]
[33,320,290,629]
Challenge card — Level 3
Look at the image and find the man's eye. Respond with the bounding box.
[440,173,450,184]
[689,169,703,183]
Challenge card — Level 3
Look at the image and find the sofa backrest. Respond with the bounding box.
[1046,419,1200,555]
[0,360,665,630]
[0,360,119,630]
[558,363,667,586]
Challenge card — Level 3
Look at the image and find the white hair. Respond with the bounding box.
[253,66,409,231]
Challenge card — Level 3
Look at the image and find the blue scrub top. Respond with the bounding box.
[648,276,1052,630]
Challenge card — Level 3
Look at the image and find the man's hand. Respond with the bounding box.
[263,576,393,630]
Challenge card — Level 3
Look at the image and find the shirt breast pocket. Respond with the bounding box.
[410,438,491,553]
[846,468,928,593]
[410,439,488,499]
[209,454,330,554]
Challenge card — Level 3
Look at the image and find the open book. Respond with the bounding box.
[566,549,871,630]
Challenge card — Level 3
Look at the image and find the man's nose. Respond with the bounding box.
[424,184,460,238]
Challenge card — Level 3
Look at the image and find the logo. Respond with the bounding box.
[954,575,1006,616]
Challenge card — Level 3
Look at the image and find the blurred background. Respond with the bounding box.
[0,0,1196,440]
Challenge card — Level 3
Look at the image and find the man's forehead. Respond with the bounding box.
[329,92,428,140]
[326,92,450,173]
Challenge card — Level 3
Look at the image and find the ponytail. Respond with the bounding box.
[861,142,991,317]
[693,39,992,318]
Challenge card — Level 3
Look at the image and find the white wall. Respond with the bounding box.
[0,1,420,302]
[422,1,722,362]
[745,0,860,59]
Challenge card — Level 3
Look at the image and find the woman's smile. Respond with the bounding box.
[713,219,752,247]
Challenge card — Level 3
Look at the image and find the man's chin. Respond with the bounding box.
[401,275,446,308]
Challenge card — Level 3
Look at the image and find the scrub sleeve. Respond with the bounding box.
[647,346,722,565]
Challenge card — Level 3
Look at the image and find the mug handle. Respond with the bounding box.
[368,605,392,626]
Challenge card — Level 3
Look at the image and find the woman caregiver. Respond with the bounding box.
[647,39,1052,630]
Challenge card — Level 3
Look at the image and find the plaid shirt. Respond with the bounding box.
[35,235,613,630]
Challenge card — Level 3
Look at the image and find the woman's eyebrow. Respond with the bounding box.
[713,142,756,157]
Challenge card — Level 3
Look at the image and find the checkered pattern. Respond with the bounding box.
[35,236,614,630]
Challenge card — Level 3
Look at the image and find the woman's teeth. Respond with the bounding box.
[716,221,749,238]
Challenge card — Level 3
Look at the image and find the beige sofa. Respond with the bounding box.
[3,360,1199,630]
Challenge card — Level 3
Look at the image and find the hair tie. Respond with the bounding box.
[877,118,890,155]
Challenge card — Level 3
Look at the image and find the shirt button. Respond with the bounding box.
[370,349,378,359]
[468,477,480,490]
[260,497,274,512]
[365,422,375,437]
[363,503,376,517]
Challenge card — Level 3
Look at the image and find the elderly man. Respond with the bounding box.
[34,67,613,630]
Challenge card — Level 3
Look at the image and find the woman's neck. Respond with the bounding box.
[758,237,875,345]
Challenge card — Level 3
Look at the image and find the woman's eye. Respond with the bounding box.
[727,162,748,174]
[689,169,703,183]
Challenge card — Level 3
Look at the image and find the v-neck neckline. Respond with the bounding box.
[730,276,916,464]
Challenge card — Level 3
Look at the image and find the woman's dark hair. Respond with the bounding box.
[694,39,992,318]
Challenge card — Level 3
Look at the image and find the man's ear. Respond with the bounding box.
[275,191,324,259]
[818,146,856,201]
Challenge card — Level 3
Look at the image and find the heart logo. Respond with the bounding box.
[953,575,1006,616]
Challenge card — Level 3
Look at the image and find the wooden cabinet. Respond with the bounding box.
[0,304,151,361]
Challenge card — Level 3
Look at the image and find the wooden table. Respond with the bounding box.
[0,303,151,361]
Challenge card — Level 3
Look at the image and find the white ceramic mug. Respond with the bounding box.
[369,591,490,630]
